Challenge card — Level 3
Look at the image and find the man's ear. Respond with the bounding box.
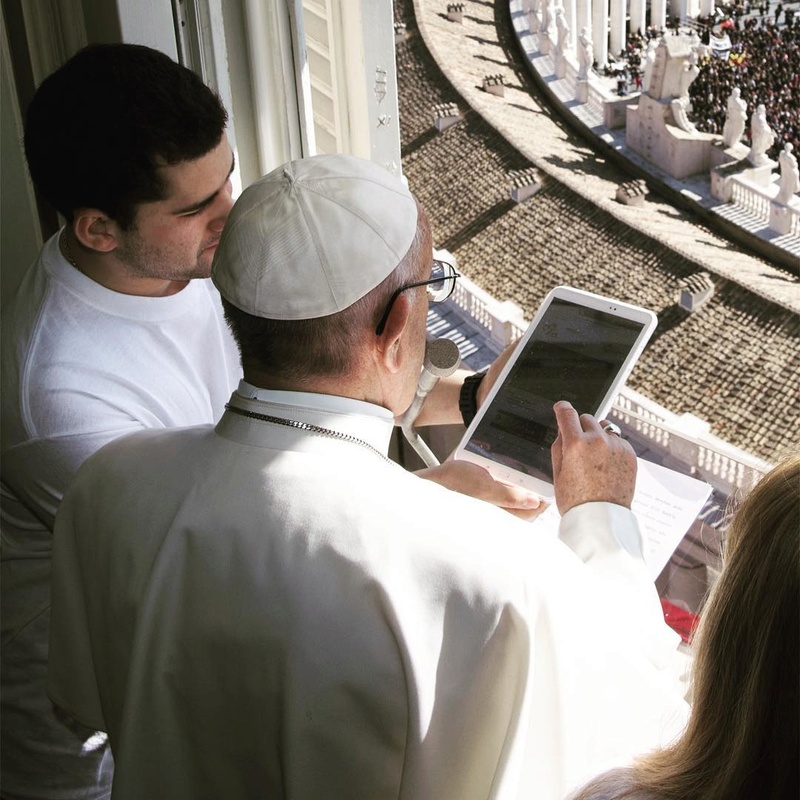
[72,210,120,254]
[374,292,413,374]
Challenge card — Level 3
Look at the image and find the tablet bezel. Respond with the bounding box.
[451,285,658,499]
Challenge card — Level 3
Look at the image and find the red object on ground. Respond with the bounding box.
[660,598,700,643]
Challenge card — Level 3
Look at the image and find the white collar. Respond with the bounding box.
[235,380,394,423]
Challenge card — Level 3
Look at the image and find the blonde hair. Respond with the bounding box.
[574,452,800,800]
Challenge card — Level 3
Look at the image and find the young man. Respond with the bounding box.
[48,155,688,799]
[1,44,240,799]
[1,44,535,799]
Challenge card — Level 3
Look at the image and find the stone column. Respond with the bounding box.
[630,0,646,35]
[609,0,626,58]
[684,0,700,18]
[563,0,577,57]
[529,11,540,32]
[651,0,667,32]
[576,0,591,34]
[592,0,609,68]
[769,203,795,234]
[700,0,714,15]
[540,0,555,55]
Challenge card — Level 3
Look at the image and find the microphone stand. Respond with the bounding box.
[401,338,461,468]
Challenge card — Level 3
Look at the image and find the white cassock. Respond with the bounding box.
[48,384,688,800]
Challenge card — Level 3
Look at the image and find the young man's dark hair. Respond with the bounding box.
[24,43,228,228]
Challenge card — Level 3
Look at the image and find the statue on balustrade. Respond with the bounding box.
[578,27,593,80]
[747,104,775,167]
[555,5,571,54]
[776,143,800,204]
[678,50,700,101]
[669,49,700,133]
[722,88,747,148]
[670,97,697,133]
[642,39,657,93]
[528,0,541,32]
[541,0,555,37]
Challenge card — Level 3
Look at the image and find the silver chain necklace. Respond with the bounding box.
[224,403,393,464]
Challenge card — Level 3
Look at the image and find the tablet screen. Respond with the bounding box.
[464,298,646,482]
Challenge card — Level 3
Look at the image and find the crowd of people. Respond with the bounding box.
[599,8,799,162]
[705,0,795,28]
[688,16,800,159]
[604,30,661,93]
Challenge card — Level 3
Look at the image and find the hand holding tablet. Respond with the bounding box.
[452,285,658,500]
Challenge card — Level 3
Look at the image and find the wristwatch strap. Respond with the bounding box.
[459,371,486,426]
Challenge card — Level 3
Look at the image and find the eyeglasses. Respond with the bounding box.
[375,258,460,335]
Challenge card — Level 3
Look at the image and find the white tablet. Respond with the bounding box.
[451,285,658,500]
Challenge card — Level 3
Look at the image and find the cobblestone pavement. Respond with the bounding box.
[413,0,800,312]
[399,0,799,461]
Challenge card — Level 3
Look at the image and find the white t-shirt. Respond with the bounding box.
[0,231,241,799]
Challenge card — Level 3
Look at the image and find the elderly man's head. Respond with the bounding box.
[213,155,434,410]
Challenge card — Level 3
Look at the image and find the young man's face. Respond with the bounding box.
[114,135,235,282]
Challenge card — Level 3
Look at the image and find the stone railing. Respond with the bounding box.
[611,386,771,494]
[587,82,608,116]
[790,208,800,238]
[775,199,800,238]
[449,273,527,346]
[727,179,800,239]
[729,179,771,221]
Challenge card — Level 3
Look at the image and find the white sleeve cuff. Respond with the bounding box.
[558,502,645,564]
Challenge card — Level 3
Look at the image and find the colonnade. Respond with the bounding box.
[523,0,714,68]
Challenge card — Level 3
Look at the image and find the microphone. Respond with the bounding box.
[401,338,461,468]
